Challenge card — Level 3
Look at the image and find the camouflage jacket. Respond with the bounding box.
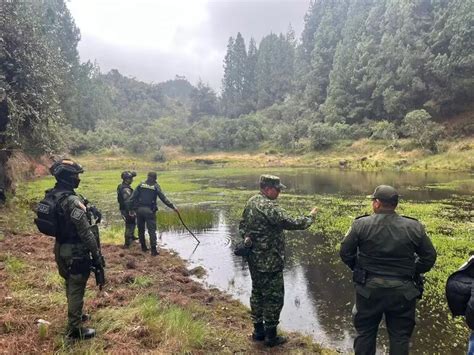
[58,192,101,263]
[239,193,314,273]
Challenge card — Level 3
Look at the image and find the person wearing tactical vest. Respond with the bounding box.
[446,255,474,354]
[239,175,318,347]
[340,185,437,355]
[40,159,105,340]
[129,171,177,256]
[117,171,137,248]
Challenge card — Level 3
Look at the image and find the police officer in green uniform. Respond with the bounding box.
[340,185,437,355]
[117,171,137,248]
[130,172,177,256]
[239,174,318,347]
[47,159,105,339]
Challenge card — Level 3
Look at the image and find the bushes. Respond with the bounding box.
[370,120,398,141]
[402,110,444,152]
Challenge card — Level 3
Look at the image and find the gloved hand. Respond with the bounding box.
[88,205,102,224]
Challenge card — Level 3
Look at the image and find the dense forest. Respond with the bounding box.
[0,0,473,157]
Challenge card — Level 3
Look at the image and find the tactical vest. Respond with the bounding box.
[117,183,133,210]
[35,188,80,243]
[134,183,158,209]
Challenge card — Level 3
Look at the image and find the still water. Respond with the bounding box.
[159,169,473,354]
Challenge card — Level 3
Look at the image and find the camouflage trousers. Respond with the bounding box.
[136,207,157,249]
[120,210,136,246]
[54,242,91,331]
[248,266,284,328]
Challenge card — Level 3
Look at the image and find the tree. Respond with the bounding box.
[402,109,443,152]
[189,80,219,121]
[221,33,248,117]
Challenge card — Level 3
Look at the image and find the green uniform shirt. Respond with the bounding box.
[59,194,101,263]
[340,211,437,278]
[239,193,314,273]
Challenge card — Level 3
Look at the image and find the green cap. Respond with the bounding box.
[260,174,287,190]
[368,185,399,201]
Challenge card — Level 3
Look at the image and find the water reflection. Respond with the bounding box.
[159,170,472,354]
[209,169,473,201]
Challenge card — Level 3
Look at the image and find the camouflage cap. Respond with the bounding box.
[368,185,399,201]
[260,174,287,190]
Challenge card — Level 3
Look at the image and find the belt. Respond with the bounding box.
[367,272,413,281]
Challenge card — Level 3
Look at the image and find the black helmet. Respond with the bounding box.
[121,171,136,180]
[50,159,84,177]
[50,159,83,189]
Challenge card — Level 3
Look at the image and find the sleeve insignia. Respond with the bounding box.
[71,207,85,221]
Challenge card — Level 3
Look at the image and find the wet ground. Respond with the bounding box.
[159,170,473,354]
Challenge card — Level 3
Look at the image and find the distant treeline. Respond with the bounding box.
[0,0,472,156]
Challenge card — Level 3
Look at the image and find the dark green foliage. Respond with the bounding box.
[255,34,295,109]
[0,0,75,153]
[189,81,219,121]
[183,115,265,152]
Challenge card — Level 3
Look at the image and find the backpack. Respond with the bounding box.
[446,256,474,316]
[34,189,72,238]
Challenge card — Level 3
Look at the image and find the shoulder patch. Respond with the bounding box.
[402,215,419,221]
[355,214,370,220]
[71,207,85,221]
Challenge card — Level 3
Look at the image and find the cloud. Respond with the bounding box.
[68,0,310,90]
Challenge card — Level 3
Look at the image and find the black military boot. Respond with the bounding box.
[68,327,96,340]
[151,247,159,256]
[141,244,148,252]
[264,327,287,347]
[252,322,265,341]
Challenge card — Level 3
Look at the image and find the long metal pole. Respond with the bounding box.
[175,210,200,244]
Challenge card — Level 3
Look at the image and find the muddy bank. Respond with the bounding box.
[0,233,330,354]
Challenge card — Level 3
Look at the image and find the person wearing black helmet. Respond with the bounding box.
[44,159,105,340]
[129,171,177,256]
[117,171,137,248]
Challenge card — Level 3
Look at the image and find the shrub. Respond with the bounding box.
[402,109,443,152]
[370,120,399,141]
[310,123,338,150]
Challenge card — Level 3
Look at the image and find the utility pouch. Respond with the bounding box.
[353,268,367,285]
[69,257,92,275]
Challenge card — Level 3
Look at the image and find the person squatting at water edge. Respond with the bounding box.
[129,171,179,256]
[340,185,437,355]
[117,170,137,248]
[238,174,318,347]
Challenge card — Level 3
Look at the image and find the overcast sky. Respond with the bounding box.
[67,0,310,90]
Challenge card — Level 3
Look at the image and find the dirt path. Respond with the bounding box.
[0,233,328,354]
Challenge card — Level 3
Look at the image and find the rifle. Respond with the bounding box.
[89,224,105,290]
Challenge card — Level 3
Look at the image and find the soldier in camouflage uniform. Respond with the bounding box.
[130,172,177,256]
[47,159,105,339]
[117,171,137,248]
[239,174,318,347]
[340,185,437,355]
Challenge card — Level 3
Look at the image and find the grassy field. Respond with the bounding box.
[1,151,472,353]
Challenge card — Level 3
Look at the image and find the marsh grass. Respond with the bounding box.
[130,275,153,288]
[157,208,215,232]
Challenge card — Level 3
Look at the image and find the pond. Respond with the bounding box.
[157,169,473,354]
